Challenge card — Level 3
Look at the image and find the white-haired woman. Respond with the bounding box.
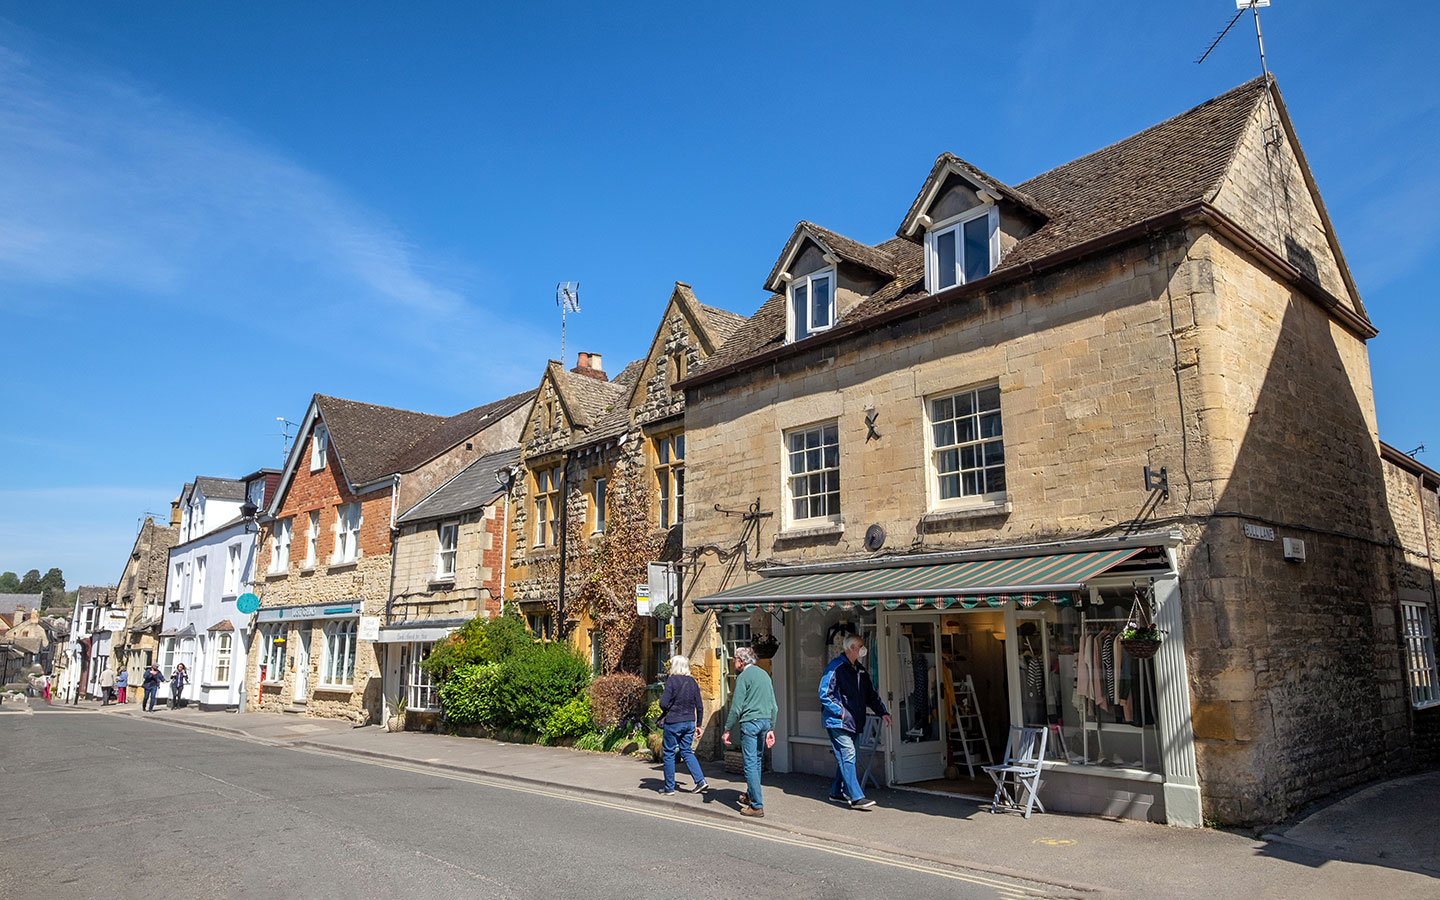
[657,655,709,795]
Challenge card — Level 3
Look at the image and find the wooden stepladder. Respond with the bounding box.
[949,674,993,778]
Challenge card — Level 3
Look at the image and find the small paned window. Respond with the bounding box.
[401,642,437,711]
[930,385,1005,503]
[436,522,458,578]
[212,633,233,683]
[1403,601,1440,708]
[322,620,357,687]
[655,434,685,528]
[534,467,561,547]
[786,423,840,523]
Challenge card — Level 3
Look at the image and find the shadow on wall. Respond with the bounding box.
[1181,288,1418,826]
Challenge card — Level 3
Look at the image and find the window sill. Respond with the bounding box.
[313,684,354,695]
[921,501,1011,527]
[222,594,238,601]
[327,560,360,572]
[429,578,456,589]
[201,682,230,689]
[774,522,844,542]
[1413,699,1440,711]
[299,565,316,574]
[260,681,285,688]
[265,571,288,581]
[1043,760,1165,783]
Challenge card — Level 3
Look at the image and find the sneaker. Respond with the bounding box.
[827,793,850,805]
[659,788,677,795]
[693,782,710,794]
[740,805,765,818]
[849,797,877,810]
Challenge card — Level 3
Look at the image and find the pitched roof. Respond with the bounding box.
[552,362,629,430]
[192,476,246,502]
[0,594,43,617]
[690,77,1287,384]
[393,389,534,474]
[76,586,109,607]
[898,154,1049,239]
[699,303,749,347]
[398,449,521,523]
[763,221,901,292]
[584,358,646,443]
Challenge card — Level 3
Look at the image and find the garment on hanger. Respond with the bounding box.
[897,635,914,698]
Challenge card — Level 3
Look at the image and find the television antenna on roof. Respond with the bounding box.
[556,282,580,365]
[1196,1,1272,80]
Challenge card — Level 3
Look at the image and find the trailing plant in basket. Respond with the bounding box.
[650,601,674,621]
[751,633,780,658]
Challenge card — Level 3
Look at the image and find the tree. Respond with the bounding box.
[17,569,41,594]
[38,568,66,606]
[0,572,19,593]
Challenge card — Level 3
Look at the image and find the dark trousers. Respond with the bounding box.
[143,685,158,711]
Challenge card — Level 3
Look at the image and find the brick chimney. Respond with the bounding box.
[571,352,607,380]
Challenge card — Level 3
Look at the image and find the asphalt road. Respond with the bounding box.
[0,708,1060,900]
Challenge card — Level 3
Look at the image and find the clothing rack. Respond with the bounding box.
[1077,614,1152,772]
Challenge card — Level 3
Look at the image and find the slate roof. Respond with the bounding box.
[76,586,109,607]
[584,358,646,443]
[398,449,521,524]
[392,390,534,474]
[699,303,749,347]
[764,221,902,291]
[690,77,1291,384]
[315,395,447,486]
[0,594,43,617]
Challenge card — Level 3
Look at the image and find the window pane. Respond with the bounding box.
[822,424,838,445]
[958,391,975,417]
[963,215,990,282]
[963,471,980,496]
[939,473,960,500]
[980,411,1003,438]
[937,448,959,474]
[792,285,809,340]
[793,498,808,521]
[811,276,831,328]
[984,441,1005,466]
[960,445,977,470]
[978,385,1001,412]
[822,442,838,468]
[932,421,955,448]
[789,450,805,474]
[658,438,670,464]
[806,448,821,471]
[674,435,685,460]
[933,396,953,421]
[789,433,805,454]
[959,417,976,443]
[936,229,957,289]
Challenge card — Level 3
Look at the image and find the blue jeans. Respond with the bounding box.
[739,718,770,809]
[661,721,706,791]
[827,727,865,802]
[143,685,158,711]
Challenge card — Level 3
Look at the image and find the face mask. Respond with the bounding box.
[856,647,868,661]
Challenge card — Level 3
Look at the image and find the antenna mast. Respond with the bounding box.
[556,282,580,365]
[277,417,298,464]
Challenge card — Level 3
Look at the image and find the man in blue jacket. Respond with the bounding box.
[818,633,890,809]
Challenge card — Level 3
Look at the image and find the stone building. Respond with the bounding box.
[679,76,1419,826]
[103,516,178,701]
[381,448,519,725]
[506,285,746,677]
[252,390,530,723]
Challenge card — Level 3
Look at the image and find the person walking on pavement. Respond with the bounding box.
[721,646,778,818]
[115,668,128,704]
[99,667,116,705]
[657,655,709,796]
[819,633,891,810]
[42,674,52,705]
[142,665,163,712]
[170,663,189,709]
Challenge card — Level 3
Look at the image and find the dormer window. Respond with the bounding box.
[787,267,835,343]
[925,207,997,293]
[310,424,328,471]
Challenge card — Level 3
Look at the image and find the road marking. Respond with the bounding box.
[290,745,1073,899]
[1032,838,1076,846]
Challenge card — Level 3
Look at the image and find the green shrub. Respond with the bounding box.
[589,673,648,728]
[482,614,536,662]
[574,729,607,752]
[422,619,491,681]
[436,663,499,725]
[643,700,662,731]
[485,642,592,733]
[542,695,594,743]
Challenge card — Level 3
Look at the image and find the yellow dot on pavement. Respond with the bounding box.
[1031,838,1076,846]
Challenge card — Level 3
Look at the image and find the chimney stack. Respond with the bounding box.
[571,352,607,380]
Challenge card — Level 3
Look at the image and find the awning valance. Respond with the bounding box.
[692,547,1145,613]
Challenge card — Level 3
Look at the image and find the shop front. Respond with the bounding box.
[694,532,1202,826]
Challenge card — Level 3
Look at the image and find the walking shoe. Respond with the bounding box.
[740,805,765,818]
[849,797,877,810]
[659,788,676,795]
[827,793,850,805]
[693,782,710,794]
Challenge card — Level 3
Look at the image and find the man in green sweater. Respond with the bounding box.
[721,646,778,818]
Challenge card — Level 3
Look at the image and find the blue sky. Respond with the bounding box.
[1,1,1436,589]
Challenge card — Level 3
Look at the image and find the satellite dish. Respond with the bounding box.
[864,524,886,552]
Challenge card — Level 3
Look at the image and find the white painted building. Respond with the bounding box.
[159,471,277,709]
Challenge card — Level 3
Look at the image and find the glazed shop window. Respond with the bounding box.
[1402,600,1440,708]
[261,625,287,683]
[322,620,357,687]
[1042,588,1161,773]
[401,642,437,711]
[789,608,876,739]
[786,422,840,524]
[930,385,1005,505]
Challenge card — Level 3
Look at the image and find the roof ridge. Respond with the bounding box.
[315,393,446,421]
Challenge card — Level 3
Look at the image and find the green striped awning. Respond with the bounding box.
[692,547,1144,613]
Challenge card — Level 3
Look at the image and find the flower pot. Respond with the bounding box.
[386,715,402,732]
[751,638,780,659]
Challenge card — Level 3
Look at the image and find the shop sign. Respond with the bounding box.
[357,616,381,641]
[1243,523,1276,542]
[256,600,362,622]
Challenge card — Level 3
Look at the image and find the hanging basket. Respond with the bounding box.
[751,635,780,659]
[1120,635,1162,660]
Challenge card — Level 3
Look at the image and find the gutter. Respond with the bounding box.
[678,202,1377,393]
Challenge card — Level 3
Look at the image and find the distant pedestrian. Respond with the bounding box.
[170,663,188,709]
[99,667,116,705]
[819,633,890,810]
[42,674,51,705]
[142,665,163,711]
[721,646,777,818]
[115,669,129,704]
[657,655,709,796]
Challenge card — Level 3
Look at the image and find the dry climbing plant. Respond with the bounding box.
[581,447,662,675]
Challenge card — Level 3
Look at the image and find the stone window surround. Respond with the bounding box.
[925,382,1007,511]
[783,420,841,529]
[435,521,459,580]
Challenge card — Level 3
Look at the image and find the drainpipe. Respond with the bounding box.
[498,491,510,612]
[556,449,574,640]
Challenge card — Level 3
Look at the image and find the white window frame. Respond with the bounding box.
[785,266,836,344]
[402,641,437,711]
[925,383,1007,510]
[270,518,292,574]
[224,544,242,596]
[784,421,841,527]
[191,557,206,608]
[924,206,999,294]
[310,423,328,472]
[211,632,233,683]
[306,510,319,568]
[592,478,607,533]
[333,502,361,564]
[1402,600,1440,709]
[436,521,459,579]
[321,619,357,687]
[260,625,286,684]
[171,562,184,606]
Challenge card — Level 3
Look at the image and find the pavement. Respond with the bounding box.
[16,697,1439,899]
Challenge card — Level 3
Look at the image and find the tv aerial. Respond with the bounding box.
[556,282,580,365]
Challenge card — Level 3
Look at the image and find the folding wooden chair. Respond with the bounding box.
[855,716,884,793]
[982,725,1048,818]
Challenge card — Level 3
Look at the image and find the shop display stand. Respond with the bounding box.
[949,674,992,778]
